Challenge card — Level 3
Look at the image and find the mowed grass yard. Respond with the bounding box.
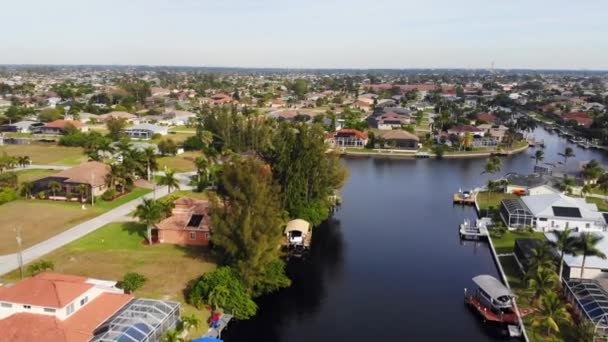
[158,151,202,172]
[14,168,58,186]
[0,144,87,165]
[3,222,216,336]
[587,196,608,212]
[476,191,519,211]
[490,229,545,254]
[0,188,151,254]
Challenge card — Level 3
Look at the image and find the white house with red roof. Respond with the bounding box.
[40,120,88,135]
[0,272,179,342]
[326,129,368,148]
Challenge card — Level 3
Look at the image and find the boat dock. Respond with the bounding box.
[282,219,312,257]
[453,190,477,205]
[199,313,233,340]
[459,218,491,239]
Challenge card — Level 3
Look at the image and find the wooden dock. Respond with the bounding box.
[465,296,518,324]
[453,191,477,205]
[459,218,491,240]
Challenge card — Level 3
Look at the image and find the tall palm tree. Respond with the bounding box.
[581,184,593,197]
[18,156,30,168]
[576,232,607,278]
[532,150,544,165]
[527,266,559,304]
[158,169,180,193]
[194,155,209,190]
[561,147,575,164]
[463,131,473,150]
[133,198,163,245]
[143,147,158,182]
[549,229,579,281]
[48,181,61,198]
[526,243,556,277]
[531,292,570,337]
[582,159,604,184]
[481,156,502,216]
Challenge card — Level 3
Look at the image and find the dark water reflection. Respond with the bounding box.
[224,129,608,342]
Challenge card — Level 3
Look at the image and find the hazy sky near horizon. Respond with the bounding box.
[2,0,607,69]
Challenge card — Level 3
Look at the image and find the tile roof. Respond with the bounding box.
[156,197,212,232]
[327,129,368,140]
[54,161,110,187]
[43,120,85,128]
[0,272,91,308]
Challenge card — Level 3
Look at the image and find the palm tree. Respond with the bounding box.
[581,184,593,197]
[143,147,158,182]
[47,181,61,198]
[527,267,559,304]
[18,156,30,168]
[180,314,201,332]
[76,184,88,203]
[194,156,209,191]
[532,150,544,165]
[531,292,570,337]
[162,329,184,342]
[561,175,576,194]
[549,229,579,282]
[561,147,575,164]
[21,181,33,199]
[133,198,163,245]
[158,169,180,193]
[526,243,556,277]
[582,159,604,184]
[481,156,502,216]
[463,131,473,150]
[576,232,607,278]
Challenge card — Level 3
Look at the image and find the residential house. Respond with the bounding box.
[446,124,484,138]
[40,120,88,135]
[547,232,608,280]
[160,110,196,126]
[504,173,558,196]
[376,111,411,130]
[561,111,593,128]
[326,129,368,148]
[0,120,43,133]
[211,94,233,105]
[98,111,139,124]
[477,124,509,143]
[476,113,497,124]
[500,193,607,232]
[31,161,111,199]
[0,272,179,342]
[375,130,419,149]
[155,197,213,246]
[123,123,168,139]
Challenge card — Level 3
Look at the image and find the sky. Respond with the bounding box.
[1,0,607,70]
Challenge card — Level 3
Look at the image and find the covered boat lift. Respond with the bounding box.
[466,275,519,325]
[283,219,312,257]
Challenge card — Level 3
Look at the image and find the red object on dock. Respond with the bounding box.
[467,295,518,324]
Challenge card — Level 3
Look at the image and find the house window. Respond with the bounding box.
[539,218,547,222]
[204,232,210,240]
[23,305,31,309]
[190,232,197,240]
[80,297,88,306]
[1,303,12,308]
[43,308,56,313]
[66,303,75,315]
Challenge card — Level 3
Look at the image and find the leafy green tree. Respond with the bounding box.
[188,267,257,319]
[119,272,147,293]
[27,260,54,275]
[158,138,178,156]
[20,181,33,199]
[158,169,180,193]
[291,79,309,99]
[531,293,570,337]
[527,266,558,304]
[38,108,62,122]
[211,157,290,295]
[561,175,576,194]
[133,198,163,244]
[576,232,607,278]
[105,117,127,140]
[180,314,201,332]
[582,159,604,182]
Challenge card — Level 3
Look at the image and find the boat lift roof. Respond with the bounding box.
[473,275,514,299]
[285,219,311,235]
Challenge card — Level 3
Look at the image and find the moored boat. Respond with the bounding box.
[465,275,519,325]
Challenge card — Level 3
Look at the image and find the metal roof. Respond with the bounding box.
[472,275,513,299]
[285,219,311,235]
[566,279,608,330]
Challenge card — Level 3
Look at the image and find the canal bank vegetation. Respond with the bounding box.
[184,109,348,319]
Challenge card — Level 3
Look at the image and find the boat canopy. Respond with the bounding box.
[285,219,311,235]
[472,275,514,299]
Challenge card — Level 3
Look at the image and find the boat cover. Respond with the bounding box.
[472,274,514,299]
[284,219,310,235]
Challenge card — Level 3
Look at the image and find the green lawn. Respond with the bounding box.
[158,151,202,172]
[2,221,215,337]
[151,132,195,144]
[168,125,196,132]
[477,191,518,211]
[586,197,608,212]
[0,188,151,254]
[0,144,87,165]
[490,230,545,254]
[14,168,58,186]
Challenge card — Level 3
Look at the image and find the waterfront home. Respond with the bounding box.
[446,124,484,138]
[552,160,606,186]
[560,111,593,128]
[326,129,368,148]
[40,120,88,135]
[500,193,607,232]
[546,231,608,280]
[477,124,508,142]
[0,120,43,133]
[375,130,420,149]
[375,111,412,130]
[30,161,111,199]
[504,173,558,196]
[123,123,168,139]
[155,197,212,246]
[0,272,179,342]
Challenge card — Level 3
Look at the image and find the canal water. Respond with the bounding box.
[224,129,608,342]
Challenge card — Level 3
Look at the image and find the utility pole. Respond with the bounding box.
[15,226,23,280]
